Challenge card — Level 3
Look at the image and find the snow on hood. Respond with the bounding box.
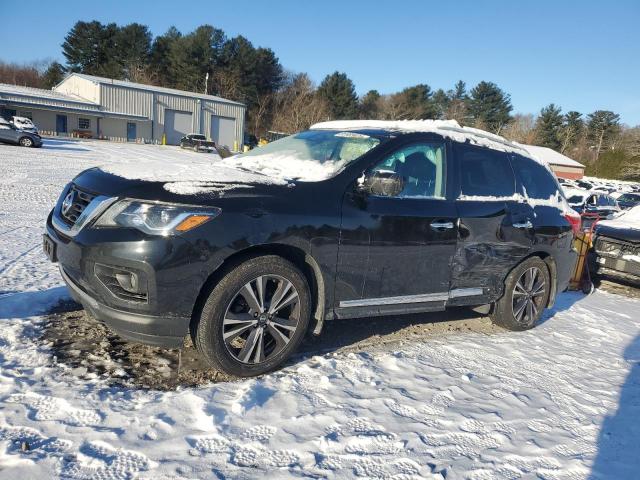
[99,154,290,195]
[100,143,350,195]
[598,205,640,231]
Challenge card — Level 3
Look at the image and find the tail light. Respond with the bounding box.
[564,211,581,236]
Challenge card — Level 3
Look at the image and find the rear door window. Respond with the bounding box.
[510,154,561,200]
[457,144,515,198]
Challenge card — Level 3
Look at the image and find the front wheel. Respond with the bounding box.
[195,255,311,377]
[490,257,551,330]
[19,137,34,147]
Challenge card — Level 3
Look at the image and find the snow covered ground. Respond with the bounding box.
[0,138,639,479]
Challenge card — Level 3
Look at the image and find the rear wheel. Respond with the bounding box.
[195,255,311,377]
[19,137,33,147]
[490,257,551,330]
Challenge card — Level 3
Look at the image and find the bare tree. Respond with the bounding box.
[501,114,537,144]
[270,73,330,133]
[0,60,47,87]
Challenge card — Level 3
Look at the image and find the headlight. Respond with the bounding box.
[94,200,221,235]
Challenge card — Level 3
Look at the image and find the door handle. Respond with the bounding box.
[430,220,455,231]
[512,220,533,229]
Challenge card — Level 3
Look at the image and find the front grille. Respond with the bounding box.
[61,186,96,225]
[596,236,639,258]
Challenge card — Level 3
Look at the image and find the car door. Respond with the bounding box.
[335,137,458,316]
[0,122,17,143]
[451,143,534,300]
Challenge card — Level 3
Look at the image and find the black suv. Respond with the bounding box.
[44,122,579,376]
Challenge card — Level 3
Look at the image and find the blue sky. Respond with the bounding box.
[1,0,639,124]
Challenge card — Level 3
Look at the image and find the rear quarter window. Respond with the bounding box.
[510,154,560,200]
[457,144,515,198]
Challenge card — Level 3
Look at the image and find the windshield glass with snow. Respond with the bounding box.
[222,130,382,182]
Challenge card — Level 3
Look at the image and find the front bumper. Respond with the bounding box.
[589,252,640,285]
[46,211,203,348]
[60,266,185,347]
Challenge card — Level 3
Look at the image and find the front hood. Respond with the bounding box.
[595,223,640,243]
[71,167,293,205]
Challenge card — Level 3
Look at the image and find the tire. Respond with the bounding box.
[195,255,311,377]
[490,257,551,331]
[19,137,33,147]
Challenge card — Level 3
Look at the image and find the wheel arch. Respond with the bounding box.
[189,244,327,341]
[504,251,558,308]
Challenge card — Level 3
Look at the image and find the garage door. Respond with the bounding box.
[210,115,236,148]
[164,110,192,145]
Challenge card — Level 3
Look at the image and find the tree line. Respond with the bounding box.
[0,20,638,180]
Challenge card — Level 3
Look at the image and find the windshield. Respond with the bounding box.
[221,130,382,181]
[190,134,206,140]
[619,193,640,202]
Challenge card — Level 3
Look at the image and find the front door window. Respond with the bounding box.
[371,143,446,199]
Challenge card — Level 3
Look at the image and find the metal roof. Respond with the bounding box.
[521,144,584,168]
[0,83,98,107]
[0,83,149,120]
[66,73,246,106]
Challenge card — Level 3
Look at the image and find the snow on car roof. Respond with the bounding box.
[310,119,533,156]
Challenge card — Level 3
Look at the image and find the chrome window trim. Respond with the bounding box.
[448,287,484,298]
[338,288,484,308]
[53,195,118,237]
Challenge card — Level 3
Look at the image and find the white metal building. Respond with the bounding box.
[0,73,246,147]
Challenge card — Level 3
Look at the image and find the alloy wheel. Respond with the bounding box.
[222,275,300,365]
[20,138,33,147]
[511,266,546,325]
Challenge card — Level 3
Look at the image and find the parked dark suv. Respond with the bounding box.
[44,121,579,376]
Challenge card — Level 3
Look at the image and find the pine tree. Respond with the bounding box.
[169,25,226,93]
[468,81,512,133]
[535,103,563,150]
[317,72,358,120]
[115,23,152,81]
[359,90,382,119]
[150,27,182,86]
[587,110,621,160]
[62,21,106,74]
[387,84,437,120]
[445,80,469,124]
[452,80,467,100]
[560,111,583,153]
[41,62,65,88]
[432,89,449,119]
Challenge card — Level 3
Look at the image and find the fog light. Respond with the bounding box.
[115,272,139,293]
[94,263,148,303]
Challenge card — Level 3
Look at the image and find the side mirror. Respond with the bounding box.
[361,170,404,197]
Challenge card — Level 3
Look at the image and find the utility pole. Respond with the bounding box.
[204,72,209,95]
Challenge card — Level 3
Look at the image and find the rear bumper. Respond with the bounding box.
[60,265,186,348]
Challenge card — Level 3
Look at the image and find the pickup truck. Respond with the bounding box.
[179,133,217,152]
